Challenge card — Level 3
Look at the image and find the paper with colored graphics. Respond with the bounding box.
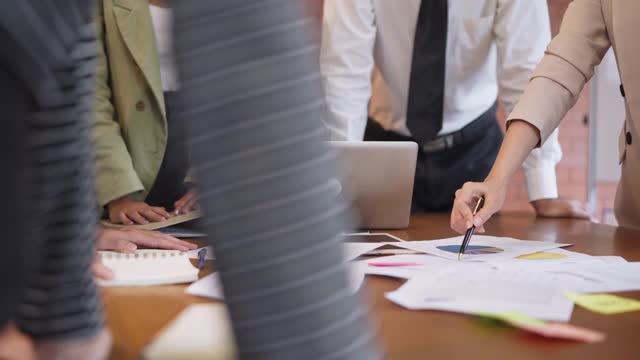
[386,264,575,322]
[389,235,571,262]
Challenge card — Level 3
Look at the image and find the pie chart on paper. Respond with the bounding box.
[437,245,504,255]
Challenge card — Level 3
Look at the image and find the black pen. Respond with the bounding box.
[197,247,208,269]
[458,196,484,261]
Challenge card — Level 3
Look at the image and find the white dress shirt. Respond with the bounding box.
[320,0,562,201]
[149,5,179,92]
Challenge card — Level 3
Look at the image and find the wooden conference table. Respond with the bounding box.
[103,213,640,359]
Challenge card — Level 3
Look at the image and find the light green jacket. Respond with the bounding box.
[94,0,168,207]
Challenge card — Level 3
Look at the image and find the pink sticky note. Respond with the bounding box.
[513,321,605,343]
[488,312,606,343]
[368,262,422,267]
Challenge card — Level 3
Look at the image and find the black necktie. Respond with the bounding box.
[406,0,448,145]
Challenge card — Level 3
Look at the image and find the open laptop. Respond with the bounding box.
[328,141,418,229]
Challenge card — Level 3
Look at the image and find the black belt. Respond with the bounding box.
[421,102,497,154]
[365,102,498,154]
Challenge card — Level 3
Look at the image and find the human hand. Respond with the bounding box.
[531,198,591,220]
[173,190,198,216]
[0,322,35,360]
[107,196,171,225]
[97,227,198,253]
[451,178,508,234]
[91,255,114,281]
[92,228,198,280]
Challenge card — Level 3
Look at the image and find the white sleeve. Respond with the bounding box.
[320,0,376,141]
[494,0,561,201]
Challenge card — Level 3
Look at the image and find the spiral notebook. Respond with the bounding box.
[97,250,199,287]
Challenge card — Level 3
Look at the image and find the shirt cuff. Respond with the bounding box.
[523,161,559,202]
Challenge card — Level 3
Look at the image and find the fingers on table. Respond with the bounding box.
[117,212,134,226]
[92,256,114,280]
[141,209,166,222]
[96,229,138,252]
[151,206,171,219]
[127,229,196,251]
[174,192,197,215]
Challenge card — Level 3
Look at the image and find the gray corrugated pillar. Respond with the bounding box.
[172,1,381,359]
[1,0,104,340]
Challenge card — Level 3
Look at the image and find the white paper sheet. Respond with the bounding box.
[592,256,628,264]
[390,236,571,262]
[365,254,451,266]
[386,265,576,322]
[142,304,237,360]
[496,251,627,271]
[341,243,387,261]
[349,261,368,292]
[580,262,640,292]
[363,265,426,280]
[493,261,640,294]
[186,273,225,300]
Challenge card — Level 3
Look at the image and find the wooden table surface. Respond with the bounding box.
[104,213,640,359]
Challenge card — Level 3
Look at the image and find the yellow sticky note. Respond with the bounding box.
[517,252,567,260]
[565,293,640,315]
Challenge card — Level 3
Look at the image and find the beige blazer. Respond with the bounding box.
[94,0,168,207]
[508,0,640,229]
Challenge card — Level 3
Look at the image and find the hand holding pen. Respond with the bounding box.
[458,196,484,261]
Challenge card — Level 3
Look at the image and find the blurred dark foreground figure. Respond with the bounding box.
[0,0,380,359]
[0,0,110,359]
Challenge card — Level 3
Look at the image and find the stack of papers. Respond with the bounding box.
[343,242,389,261]
[389,235,572,262]
[386,265,576,321]
[344,235,640,324]
[494,261,640,293]
[181,235,640,329]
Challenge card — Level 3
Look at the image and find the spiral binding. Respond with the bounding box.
[100,250,186,260]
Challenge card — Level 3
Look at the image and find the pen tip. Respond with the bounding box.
[457,253,462,261]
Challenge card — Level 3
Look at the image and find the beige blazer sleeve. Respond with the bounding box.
[507,0,611,145]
